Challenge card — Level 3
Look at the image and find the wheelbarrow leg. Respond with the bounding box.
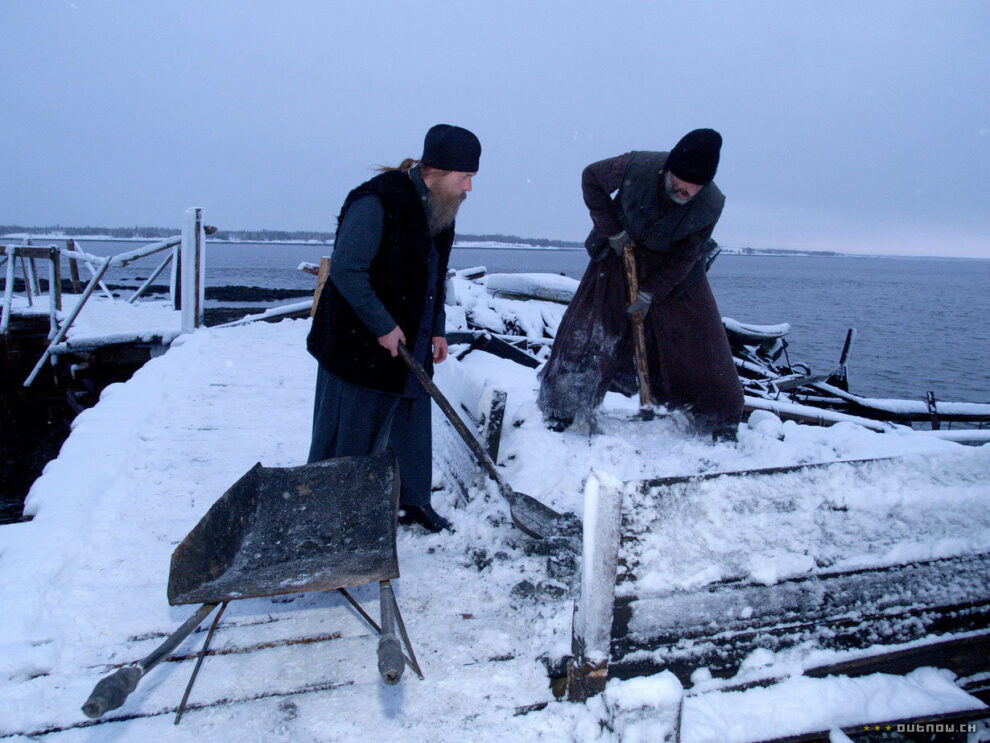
[175,601,229,724]
[338,585,423,680]
[388,584,423,680]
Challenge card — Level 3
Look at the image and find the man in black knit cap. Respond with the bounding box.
[307,124,481,532]
[538,129,743,440]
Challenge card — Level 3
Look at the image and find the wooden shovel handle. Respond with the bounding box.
[621,245,654,408]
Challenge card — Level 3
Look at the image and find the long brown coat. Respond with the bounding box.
[537,153,743,434]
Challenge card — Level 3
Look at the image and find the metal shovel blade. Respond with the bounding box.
[168,452,400,605]
[505,489,582,542]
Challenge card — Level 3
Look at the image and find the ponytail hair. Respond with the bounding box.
[375,158,444,179]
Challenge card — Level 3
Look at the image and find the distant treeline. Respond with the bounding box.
[0,225,582,247]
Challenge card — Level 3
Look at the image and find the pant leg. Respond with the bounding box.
[307,364,397,463]
[387,391,433,507]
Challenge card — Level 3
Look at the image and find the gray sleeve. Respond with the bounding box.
[328,195,396,337]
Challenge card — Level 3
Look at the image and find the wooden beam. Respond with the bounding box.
[608,552,990,685]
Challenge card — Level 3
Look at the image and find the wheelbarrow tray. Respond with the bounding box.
[168,452,400,605]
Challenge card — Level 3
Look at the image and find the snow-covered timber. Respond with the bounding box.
[483,272,578,304]
[568,470,624,701]
[180,207,205,333]
[567,451,990,698]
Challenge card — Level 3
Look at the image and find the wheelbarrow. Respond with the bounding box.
[82,450,422,724]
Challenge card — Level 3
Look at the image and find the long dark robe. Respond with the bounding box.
[537,153,743,433]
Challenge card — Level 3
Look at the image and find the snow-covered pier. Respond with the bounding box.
[1,274,988,740]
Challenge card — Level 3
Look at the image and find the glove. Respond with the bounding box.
[608,230,635,257]
[626,290,653,317]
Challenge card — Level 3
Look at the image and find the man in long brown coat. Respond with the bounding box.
[537,128,743,440]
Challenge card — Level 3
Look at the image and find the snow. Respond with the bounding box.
[682,668,979,742]
[9,292,181,342]
[484,272,579,304]
[0,281,987,740]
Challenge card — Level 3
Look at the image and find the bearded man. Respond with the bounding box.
[307,124,481,532]
[538,128,743,440]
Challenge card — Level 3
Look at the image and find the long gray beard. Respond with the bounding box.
[427,190,465,235]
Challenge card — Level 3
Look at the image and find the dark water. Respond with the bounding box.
[66,240,990,404]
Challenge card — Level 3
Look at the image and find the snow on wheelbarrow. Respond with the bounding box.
[82,451,422,723]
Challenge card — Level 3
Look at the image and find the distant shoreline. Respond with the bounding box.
[4,228,987,261]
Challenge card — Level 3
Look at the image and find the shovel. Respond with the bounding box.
[396,343,579,541]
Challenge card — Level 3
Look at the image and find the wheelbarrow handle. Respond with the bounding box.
[82,666,143,719]
[82,602,219,719]
[377,581,405,685]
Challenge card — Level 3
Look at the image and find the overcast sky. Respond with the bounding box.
[2,1,988,257]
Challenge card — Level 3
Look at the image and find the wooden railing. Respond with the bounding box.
[1,208,209,386]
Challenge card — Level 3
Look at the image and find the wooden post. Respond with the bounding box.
[67,239,81,293]
[481,388,507,462]
[568,470,623,701]
[927,391,941,431]
[1,246,15,334]
[311,256,331,317]
[49,246,62,310]
[170,239,181,310]
[19,253,34,307]
[26,239,42,297]
[180,207,206,332]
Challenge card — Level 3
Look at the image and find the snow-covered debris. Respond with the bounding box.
[484,272,579,304]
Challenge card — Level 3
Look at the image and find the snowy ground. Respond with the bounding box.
[8,292,182,344]
[1,282,988,741]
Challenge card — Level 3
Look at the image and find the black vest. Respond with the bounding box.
[307,170,454,393]
[617,151,724,253]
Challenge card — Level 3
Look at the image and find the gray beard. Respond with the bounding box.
[664,170,692,206]
[427,190,465,235]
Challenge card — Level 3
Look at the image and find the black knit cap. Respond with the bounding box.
[421,124,481,172]
[666,128,722,185]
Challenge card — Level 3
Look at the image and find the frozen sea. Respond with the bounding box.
[74,239,990,404]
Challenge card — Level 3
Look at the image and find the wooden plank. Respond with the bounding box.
[608,552,990,685]
[481,388,507,462]
[804,632,990,681]
[447,330,541,369]
[0,245,56,259]
[758,707,989,743]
